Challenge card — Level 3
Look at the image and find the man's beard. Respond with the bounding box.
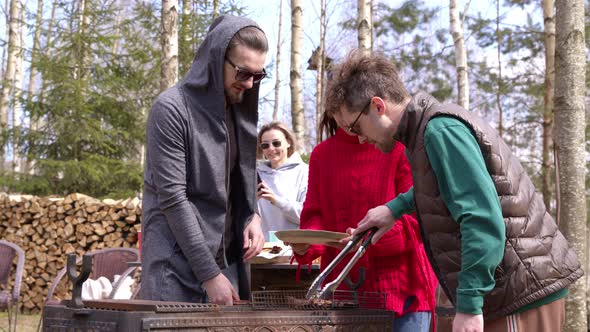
[226,89,244,105]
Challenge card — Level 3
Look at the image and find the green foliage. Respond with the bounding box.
[179,0,246,77]
[466,1,552,207]
[373,1,436,37]
[300,153,310,164]
[372,1,454,102]
[3,0,156,198]
[1,0,252,198]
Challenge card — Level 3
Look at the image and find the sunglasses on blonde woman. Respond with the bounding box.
[260,140,282,150]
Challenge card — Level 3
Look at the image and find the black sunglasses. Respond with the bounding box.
[225,57,267,83]
[346,99,372,135]
[260,140,282,150]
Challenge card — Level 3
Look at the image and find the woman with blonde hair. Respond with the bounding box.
[256,122,308,241]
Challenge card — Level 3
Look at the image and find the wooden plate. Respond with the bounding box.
[274,230,348,244]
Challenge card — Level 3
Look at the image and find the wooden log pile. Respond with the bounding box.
[0,193,141,313]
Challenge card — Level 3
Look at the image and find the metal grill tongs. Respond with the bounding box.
[306,227,378,300]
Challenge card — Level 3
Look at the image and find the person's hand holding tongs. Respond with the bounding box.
[305,227,379,300]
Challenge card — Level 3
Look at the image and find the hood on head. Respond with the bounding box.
[181,15,264,94]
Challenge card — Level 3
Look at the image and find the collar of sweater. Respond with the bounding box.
[335,128,364,144]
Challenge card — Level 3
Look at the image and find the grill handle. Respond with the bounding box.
[305,227,377,299]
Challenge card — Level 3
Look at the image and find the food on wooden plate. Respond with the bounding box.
[269,246,282,254]
[261,244,284,254]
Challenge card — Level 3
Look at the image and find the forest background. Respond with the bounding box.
[0,0,588,330]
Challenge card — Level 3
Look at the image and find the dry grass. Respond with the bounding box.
[0,311,41,332]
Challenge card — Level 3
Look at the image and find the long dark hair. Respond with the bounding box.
[317,112,338,143]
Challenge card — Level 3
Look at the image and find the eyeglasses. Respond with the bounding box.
[260,140,282,150]
[345,99,372,135]
[225,57,267,83]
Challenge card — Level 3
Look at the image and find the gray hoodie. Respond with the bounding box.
[141,15,262,302]
[257,153,308,241]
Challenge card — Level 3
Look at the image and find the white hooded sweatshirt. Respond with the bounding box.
[257,153,308,241]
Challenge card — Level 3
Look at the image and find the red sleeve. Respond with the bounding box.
[370,144,418,257]
[295,148,326,264]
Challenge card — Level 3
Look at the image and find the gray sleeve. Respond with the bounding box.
[146,94,221,282]
[274,166,308,225]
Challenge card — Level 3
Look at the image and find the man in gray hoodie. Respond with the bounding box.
[141,15,268,305]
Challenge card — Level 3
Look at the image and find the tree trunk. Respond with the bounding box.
[111,0,123,56]
[0,0,9,80]
[541,0,555,212]
[75,0,90,85]
[272,0,284,121]
[160,0,179,92]
[554,0,587,331]
[449,0,469,110]
[213,0,219,19]
[495,0,503,136]
[290,0,305,152]
[315,0,326,137]
[357,0,372,54]
[11,0,24,173]
[179,0,192,77]
[37,0,57,117]
[24,0,44,174]
[0,0,21,170]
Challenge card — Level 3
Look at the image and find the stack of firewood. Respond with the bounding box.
[0,193,141,313]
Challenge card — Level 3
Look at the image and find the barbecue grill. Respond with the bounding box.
[41,252,394,331]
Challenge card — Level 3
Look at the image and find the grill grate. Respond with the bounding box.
[251,290,386,311]
[82,299,221,313]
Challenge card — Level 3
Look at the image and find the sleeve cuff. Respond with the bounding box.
[456,292,484,315]
[198,267,222,284]
[385,198,403,220]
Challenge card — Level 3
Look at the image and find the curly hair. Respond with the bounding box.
[325,49,409,116]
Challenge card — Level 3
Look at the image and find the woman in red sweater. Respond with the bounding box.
[292,115,437,332]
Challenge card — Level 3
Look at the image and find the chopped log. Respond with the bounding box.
[0,193,142,312]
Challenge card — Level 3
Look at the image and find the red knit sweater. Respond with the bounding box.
[295,129,437,316]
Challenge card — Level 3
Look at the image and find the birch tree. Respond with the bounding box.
[111,0,123,55]
[541,0,555,210]
[75,0,90,84]
[0,0,21,170]
[273,0,284,121]
[36,0,57,119]
[160,0,179,92]
[554,0,587,330]
[24,0,44,173]
[0,0,9,79]
[11,0,24,172]
[495,0,503,136]
[357,0,372,54]
[179,0,193,77]
[290,0,305,151]
[315,0,326,131]
[449,0,469,109]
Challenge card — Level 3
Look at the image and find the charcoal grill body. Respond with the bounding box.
[42,299,394,332]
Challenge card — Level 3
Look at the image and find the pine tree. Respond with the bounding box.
[8,0,149,197]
